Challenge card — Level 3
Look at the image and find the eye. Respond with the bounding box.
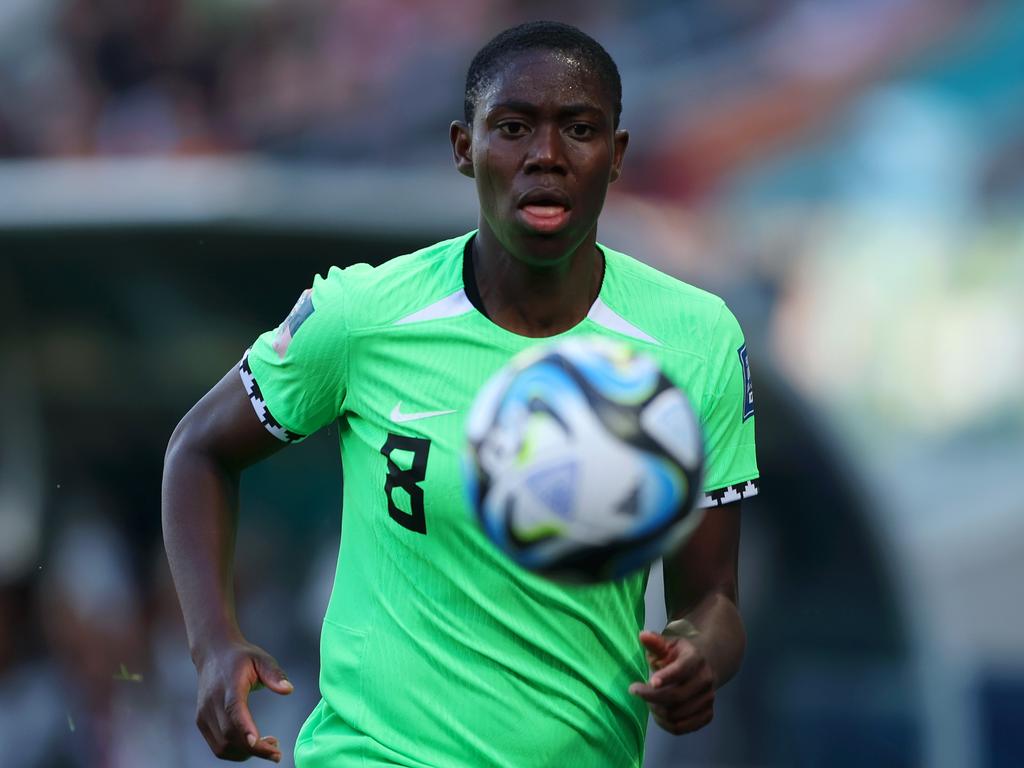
[566,123,596,139]
[498,121,529,137]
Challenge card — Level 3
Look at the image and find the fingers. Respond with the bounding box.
[639,630,669,654]
[630,636,709,697]
[227,666,260,742]
[195,652,286,763]
[643,663,715,736]
[215,690,258,759]
[630,656,712,704]
[248,735,283,762]
[228,666,284,762]
[631,631,717,735]
[204,691,283,762]
[200,695,282,763]
[654,701,715,735]
[638,630,675,668]
[649,687,715,723]
[255,656,295,696]
[650,643,713,690]
[640,631,680,676]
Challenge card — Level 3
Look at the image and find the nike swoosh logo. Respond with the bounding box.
[390,403,457,424]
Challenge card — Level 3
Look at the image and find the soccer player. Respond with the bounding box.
[163,21,758,767]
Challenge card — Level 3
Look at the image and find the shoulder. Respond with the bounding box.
[599,245,736,357]
[313,233,471,330]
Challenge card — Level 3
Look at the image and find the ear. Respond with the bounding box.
[450,121,475,179]
[609,129,629,183]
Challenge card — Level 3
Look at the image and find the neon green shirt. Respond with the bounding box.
[240,232,759,767]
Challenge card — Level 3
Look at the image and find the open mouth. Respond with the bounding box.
[517,189,572,234]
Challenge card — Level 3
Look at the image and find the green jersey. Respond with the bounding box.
[240,232,759,767]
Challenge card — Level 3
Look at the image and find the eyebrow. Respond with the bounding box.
[488,100,604,117]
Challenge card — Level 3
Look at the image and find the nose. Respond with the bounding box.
[524,124,567,175]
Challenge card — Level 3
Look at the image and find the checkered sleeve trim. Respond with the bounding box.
[699,478,759,508]
[238,350,305,444]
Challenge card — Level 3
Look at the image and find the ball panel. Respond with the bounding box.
[553,337,662,405]
[522,459,578,520]
[640,386,704,475]
[464,336,705,584]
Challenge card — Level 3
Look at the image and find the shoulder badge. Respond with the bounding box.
[738,344,754,421]
[272,288,315,359]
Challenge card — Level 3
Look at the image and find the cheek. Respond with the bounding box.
[475,144,498,203]
[477,144,519,201]
[578,149,615,195]
[474,144,510,232]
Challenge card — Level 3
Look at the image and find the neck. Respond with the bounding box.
[471,224,604,338]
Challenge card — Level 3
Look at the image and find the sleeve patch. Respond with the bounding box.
[700,479,759,508]
[738,344,754,422]
[238,350,305,443]
[272,289,315,360]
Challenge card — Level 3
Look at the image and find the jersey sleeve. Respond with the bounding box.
[698,303,759,507]
[238,266,348,442]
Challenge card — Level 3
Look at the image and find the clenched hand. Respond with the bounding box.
[629,629,716,735]
[194,639,294,762]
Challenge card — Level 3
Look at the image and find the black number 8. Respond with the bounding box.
[380,433,431,534]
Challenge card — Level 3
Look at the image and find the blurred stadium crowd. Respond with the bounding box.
[1,0,488,159]
[2,0,1023,766]
[0,0,988,183]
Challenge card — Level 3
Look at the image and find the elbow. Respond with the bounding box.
[164,411,197,473]
[162,414,191,519]
[721,584,746,651]
[162,408,213,514]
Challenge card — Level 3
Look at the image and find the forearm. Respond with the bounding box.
[162,426,244,662]
[667,591,746,689]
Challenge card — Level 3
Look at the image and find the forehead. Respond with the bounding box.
[478,48,610,114]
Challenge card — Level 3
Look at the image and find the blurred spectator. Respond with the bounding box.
[37,513,147,766]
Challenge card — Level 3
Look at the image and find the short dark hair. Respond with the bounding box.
[464,21,623,129]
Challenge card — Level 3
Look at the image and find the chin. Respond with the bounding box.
[510,233,577,266]
[482,209,593,266]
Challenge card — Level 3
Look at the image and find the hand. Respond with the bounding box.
[194,638,294,762]
[628,628,716,735]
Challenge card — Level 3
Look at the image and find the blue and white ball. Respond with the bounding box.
[464,336,704,583]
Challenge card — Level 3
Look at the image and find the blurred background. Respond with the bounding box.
[1,0,1022,765]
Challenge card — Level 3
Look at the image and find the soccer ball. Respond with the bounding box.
[464,336,704,583]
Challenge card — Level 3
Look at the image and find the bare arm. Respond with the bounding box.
[662,501,745,687]
[162,367,290,762]
[629,502,745,735]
